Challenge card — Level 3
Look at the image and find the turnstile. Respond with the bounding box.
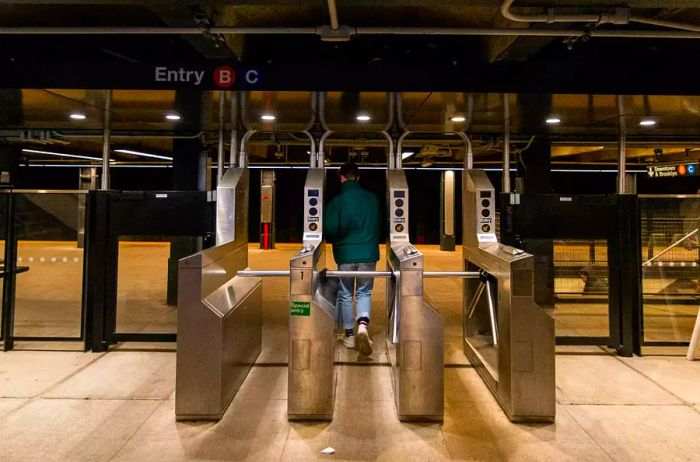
[288,169,338,420]
[176,168,263,421]
[386,170,444,421]
[462,170,555,422]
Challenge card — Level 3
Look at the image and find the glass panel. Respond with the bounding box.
[115,238,175,334]
[13,193,85,338]
[552,239,610,338]
[640,196,700,343]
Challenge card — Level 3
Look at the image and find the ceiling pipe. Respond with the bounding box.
[326,0,340,31]
[500,0,629,25]
[630,15,700,33]
[1,25,700,39]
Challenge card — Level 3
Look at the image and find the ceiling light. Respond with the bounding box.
[113,149,173,161]
[450,116,466,122]
[260,114,276,121]
[402,151,416,160]
[69,113,86,120]
[22,148,99,161]
[639,119,656,127]
[356,114,371,122]
[545,117,561,125]
[165,114,181,121]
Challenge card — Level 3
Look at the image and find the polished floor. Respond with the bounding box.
[1,244,699,461]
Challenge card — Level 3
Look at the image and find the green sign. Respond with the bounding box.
[290,301,311,316]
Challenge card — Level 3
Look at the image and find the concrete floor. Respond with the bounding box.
[1,244,700,460]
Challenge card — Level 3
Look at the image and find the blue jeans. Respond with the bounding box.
[337,262,376,330]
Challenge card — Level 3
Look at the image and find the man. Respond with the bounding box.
[325,162,381,356]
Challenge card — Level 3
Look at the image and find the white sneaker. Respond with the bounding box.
[356,324,373,356]
[342,335,356,350]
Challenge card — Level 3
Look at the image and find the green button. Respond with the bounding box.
[290,301,311,316]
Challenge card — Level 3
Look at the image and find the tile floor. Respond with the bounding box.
[1,244,699,461]
[1,346,699,461]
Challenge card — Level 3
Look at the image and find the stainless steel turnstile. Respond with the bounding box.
[386,170,444,421]
[462,169,555,422]
[176,168,263,421]
[288,169,338,420]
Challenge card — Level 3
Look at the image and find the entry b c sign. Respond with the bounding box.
[214,66,259,87]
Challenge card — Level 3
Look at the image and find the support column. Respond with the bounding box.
[440,170,456,251]
[167,91,208,305]
[516,94,555,305]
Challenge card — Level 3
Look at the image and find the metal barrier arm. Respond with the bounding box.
[238,269,481,279]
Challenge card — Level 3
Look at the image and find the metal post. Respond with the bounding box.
[318,131,332,167]
[100,89,112,190]
[502,93,511,193]
[458,132,473,170]
[230,92,239,168]
[217,91,226,182]
[396,131,410,170]
[239,130,256,168]
[617,95,627,194]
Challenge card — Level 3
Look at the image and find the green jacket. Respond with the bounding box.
[325,180,381,265]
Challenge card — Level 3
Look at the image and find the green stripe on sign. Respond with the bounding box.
[290,301,311,316]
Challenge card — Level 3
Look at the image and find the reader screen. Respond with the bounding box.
[480,191,491,198]
[394,190,405,198]
[307,189,320,197]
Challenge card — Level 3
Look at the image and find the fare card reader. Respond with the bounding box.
[386,170,444,421]
[462,169,555,422]
[288,169,337,420]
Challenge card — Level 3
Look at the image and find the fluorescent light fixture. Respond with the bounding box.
[545,117,561,125]
[356,114,371,122]
[69,113,86,120]
[450,116,466,122]
[165,113,181,121]
[639,119,656,127]
[402,151,416,160]
[260,114,276,121]
[113,149,173,161]
[22,148,99,161]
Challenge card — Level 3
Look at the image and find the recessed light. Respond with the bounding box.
[545,117,561,125]
[70,113,86,120]
[450,116,466,122]
[356,114,371,122]
[165,114,181,121]
[402,151,416,160]
[639,119,656,127]
[261,114,276,121]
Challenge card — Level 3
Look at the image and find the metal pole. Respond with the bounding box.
[217,91,226,182]
[617,95,627,194]
[230,92,239,168]
[239,130,256,168]
[457,132,473,170]
[396,131,410,170]
[100,89,111,190]
[502,93,511,193]
[318,131,332,167]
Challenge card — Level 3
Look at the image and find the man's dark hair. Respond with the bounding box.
[339,162,359,180]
